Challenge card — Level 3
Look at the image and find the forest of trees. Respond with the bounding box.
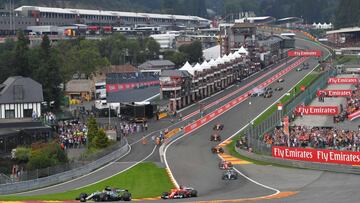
[0,32,161,109]
[334,0,360,28]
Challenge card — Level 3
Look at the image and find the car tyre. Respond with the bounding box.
[191,190,198,197]
[122,192,131,201]
[79,193,88,202]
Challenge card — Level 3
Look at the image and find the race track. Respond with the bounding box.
[163,37,357,202]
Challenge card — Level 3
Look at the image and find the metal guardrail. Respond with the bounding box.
[0,139,130,195]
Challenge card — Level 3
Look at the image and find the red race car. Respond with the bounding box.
[161,186,197,199]
[218,160,233,170]
[211,146,224,154]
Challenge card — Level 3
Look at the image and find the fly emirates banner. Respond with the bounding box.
[272,146,360,165]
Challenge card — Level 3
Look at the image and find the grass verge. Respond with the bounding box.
[0,162,173,201]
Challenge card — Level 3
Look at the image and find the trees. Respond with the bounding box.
[93,129,109,149]
[86,116,99,144]
[164,51,187,67]
[335,0,360,28]
[34,35,63,109]
[13,31,31,77]
[178,41,203,64]
[14,147,31,163]
[27,142,68,170]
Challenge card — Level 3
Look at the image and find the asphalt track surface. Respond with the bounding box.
[163,38,352,202]
[13,38,311,197]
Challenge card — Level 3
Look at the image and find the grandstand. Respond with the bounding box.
[0,6,211,35]
[326,27,360,54]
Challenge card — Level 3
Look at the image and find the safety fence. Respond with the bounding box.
[246,68,336,155]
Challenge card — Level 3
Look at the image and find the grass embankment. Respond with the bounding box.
[0,162,173,201]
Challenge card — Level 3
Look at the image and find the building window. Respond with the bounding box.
[5,109,15,119]
[23,109,33,118]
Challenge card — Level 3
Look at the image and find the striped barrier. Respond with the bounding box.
[158,112,168,119]
[165,128,181,139]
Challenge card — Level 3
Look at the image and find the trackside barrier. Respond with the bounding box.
[236,147,360,175]
[0,140,130,195]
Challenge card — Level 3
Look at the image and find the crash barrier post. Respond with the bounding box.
[0,138,130,195]
[235,146,360,175]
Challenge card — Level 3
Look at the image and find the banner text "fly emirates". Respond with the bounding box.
[272,146,360,165]
[295,106,338,115]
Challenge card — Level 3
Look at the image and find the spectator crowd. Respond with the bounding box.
[118,121,148,136]
[264,125,360,151]
[58,120,87,150]
[334,87,360,123]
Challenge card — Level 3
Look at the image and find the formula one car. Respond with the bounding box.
[222,169,238,180]
[76,187,131,202]
[275,87,283,91]
[263,92,273,98]
[277,78,285,83]
[218,160,233,170]
[210,133,221,141]
[161,186,198,199]
[264,87,273,94]
[296,67,303,72]
[213,123,224,131]
[211,146,224,154]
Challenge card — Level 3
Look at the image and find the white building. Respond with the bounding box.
[0,76,43,119]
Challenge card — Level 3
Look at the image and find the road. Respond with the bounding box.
[163,37,349,202]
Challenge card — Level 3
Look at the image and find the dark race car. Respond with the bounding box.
[218,160,233,170]
[222,169,238,180]
[263,92,272,98]
[211,146,224,154]
[161,186,198,199]
[264,87,273,94]
[210,133,221,141]
[213,123,224,131]
[275,87,283,91]
[277,78,284,83]
[76,187,131,202]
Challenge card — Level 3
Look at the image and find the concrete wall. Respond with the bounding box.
[235,147,360,175]
[0,141,130,195]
